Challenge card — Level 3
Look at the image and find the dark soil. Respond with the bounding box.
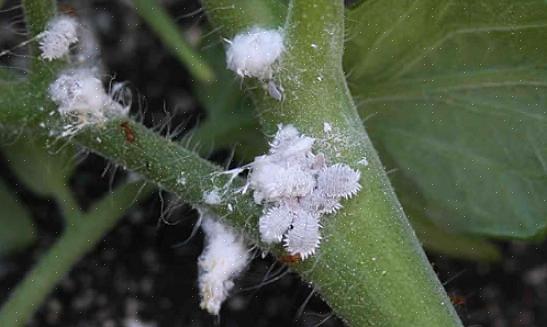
[1,1,546,326]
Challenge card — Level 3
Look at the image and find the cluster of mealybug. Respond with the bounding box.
[194,125,360,315]
[40,15,128,137]
[38,15,248,317]
[41,20,360,315]
[249,125,361,259]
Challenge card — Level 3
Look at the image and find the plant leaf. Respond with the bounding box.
[189,42,265,162]
[0,179,36,256]
[346,0,547,239]
[1,136,76,198]
[409,212,501,262]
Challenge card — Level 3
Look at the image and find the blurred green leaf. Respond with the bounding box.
[1,136,76,198]
[0,179,36,256]
[346,0,547,239]
[189,42,265,162]
[409,212,501,262]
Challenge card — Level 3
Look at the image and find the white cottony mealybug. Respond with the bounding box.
[248,124,362,260]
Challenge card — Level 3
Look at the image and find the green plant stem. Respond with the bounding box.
[54,184,82,227]
[0,182,153,327]
[21,0,55,39]
[21,0,57,75]
[200,0,286,37]
[0,110,262,235]
[132,0,214,82]
[203,0,462,325]
[0,68,23,83]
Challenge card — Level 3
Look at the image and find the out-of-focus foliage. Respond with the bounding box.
[0,179,35,256]
[190,43,266,162]
[1,138,75,198]
[346,0,547,239]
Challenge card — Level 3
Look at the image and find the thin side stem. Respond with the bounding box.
[21,0,58,76]
[54,184,82,228]
[0,182,153,327]
[21,0,55,39]
[132,0,214,83]
[0,105,262,239]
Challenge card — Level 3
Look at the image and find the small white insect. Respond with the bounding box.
[203,189,222,205]
[48,68,128,136]
[176,172,186,186]
[284,210,321,259]
[39,16,79,61]
[268,127,315,165]
[317,164,362,199]
[300,192,343,214]
[197,209,249,315]
[259,204,295,243]
[323,122,332,133]
[49,70,105,116]
[249,158,315,204]
[270,124,300,148]
[226,27,284,80]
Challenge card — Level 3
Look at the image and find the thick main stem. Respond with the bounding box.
[203,0,462,325]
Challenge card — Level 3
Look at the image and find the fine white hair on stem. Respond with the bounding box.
[48,68,128,136]
[197,209,250,315]
[226,27,284,80]
[39,15,79,61]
